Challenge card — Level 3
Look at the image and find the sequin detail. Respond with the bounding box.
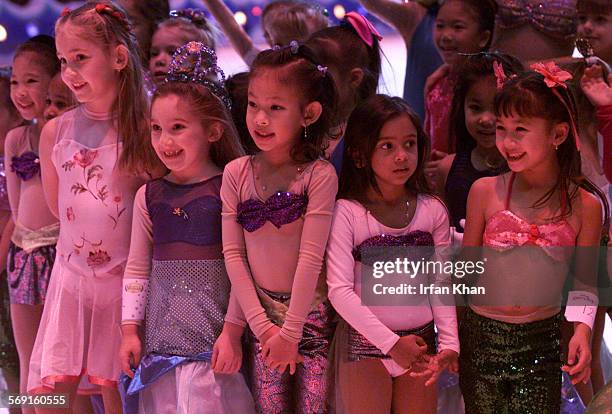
[237,192,308,232]
[246,292,334,414]
[347,320,436,361]
[145,259,229,356]
[11,151,40,181]
[496,0,577,40]
[352,231,434,265]
[0,156,10,211]
[459,309,562,413]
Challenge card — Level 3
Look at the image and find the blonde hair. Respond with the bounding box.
[262,0,329,46]
[56,1,161,174]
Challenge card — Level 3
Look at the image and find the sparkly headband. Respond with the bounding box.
[530,61,580,151]
[61,4,130,31]
[343,12,382,48]
[272,41,328,76]
[169,9,209,30]
[166,41,232,110]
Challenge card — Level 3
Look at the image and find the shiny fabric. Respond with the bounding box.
[459,308,562,414]
[145,259,229,356]
[425,75,456,153]
[11,221,60,253]
[237,191,308,232]
[120,352,255,414]
[10,150,40,181]
[347,320,436,361]
[7,242,55,305]
[0,155,10,211]
[496,0,577,40]
[351,230,434,265]
[246,290,335,414]
[0,270,18,372]
[483,174,576,261]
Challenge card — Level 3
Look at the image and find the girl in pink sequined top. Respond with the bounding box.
[28,3,162,411]
[461,65,602,413]
[424,0,496,155]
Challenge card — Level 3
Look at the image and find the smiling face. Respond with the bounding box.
[44,73,76,122]
[465,76,497,149]
[151,94,217,179]
[56,22,123,112]
[495,115,567,173]
[434,1,490,65]
[370,114,419,191]
[246,69,307,156]
[10,53,53,121]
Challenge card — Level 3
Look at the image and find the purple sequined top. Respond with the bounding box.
[352,230,435,266]
[237,191,308,232]
[0,155,10,211]
[145,175,224,261]
[10,151,40,181]
[496,0,577,40]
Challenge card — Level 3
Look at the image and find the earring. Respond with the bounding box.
[304,126,308,140]
[554,143,558,150]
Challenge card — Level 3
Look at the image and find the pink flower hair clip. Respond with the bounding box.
[530,61,573,88]
[493,60,516,90]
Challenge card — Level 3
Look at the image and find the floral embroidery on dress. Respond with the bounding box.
[87,249,111,268]
[66,207,75,222]
[62,149,109,205]
[108,194,126,230]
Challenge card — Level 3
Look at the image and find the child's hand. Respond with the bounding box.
[561,323,592,385]
[388,334,428,370]
[261,332,304,375]
[581,64,612,108]
[410,349,459,386]
[211,322,244,374]
[119,326,142,378]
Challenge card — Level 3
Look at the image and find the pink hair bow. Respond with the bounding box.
[530,61,580,150]
[493,60,516,90]
[344,12,382,47]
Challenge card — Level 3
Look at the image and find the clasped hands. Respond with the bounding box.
[259,325,304,375]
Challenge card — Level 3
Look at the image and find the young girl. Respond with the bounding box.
[326,94,459,414]
[5,35,59,413]
[424,0,496,155]
[43,73,77,123]
[148,8,216,86]
[28,2,161,412]
[460,63,601,413]
[221,43,338,413]
[203,0,329,66]
[305,12,383,175]
[0,67,23,414]
[118,42,254,413]
[434,52,523,232]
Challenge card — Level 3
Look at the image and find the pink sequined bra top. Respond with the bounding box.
[483,174,576,261]
[496,0,577,40]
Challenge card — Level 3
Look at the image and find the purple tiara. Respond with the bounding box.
[165,41,232,109]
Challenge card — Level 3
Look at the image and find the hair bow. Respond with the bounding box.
[95,3,130,31]
[344,12,382,47]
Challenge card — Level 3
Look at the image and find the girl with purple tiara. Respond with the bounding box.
[119,42,255,413]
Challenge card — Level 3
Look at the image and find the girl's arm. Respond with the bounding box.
[461,177,489,247]
[562,189,602,384]
[0,218,14,272]
[278,162,338,344]
[326,200,402,354]
[428,198,460,354]
[202,0,259,65]
[38,120,60,218]
[221,160,276,340]
[5,128,23,223]
[597,105,612,183]
[358,0,426,42]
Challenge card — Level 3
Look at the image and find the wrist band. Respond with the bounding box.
[565,291,598,330]
[122,278,149,323]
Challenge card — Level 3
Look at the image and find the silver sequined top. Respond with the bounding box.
[0,156,10,211]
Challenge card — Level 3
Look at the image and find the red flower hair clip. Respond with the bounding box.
[61,7,71,17]
[530,61,573,88]
[95,3,130,31]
